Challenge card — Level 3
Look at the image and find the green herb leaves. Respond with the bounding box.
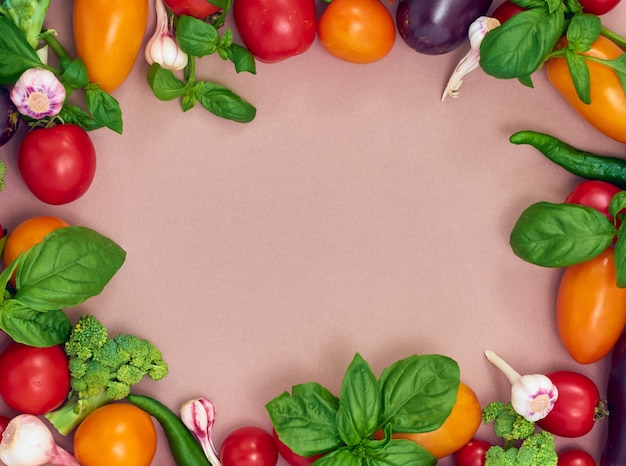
[266,353,460,465]
[0,226,126,347]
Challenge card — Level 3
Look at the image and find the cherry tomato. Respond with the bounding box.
[0,342,70,415]
[578,0,621,15]
[18,124,96,205]
[273,428,323,466]
[74,403,157,466]
[233,0,316,63]
[2,216,69,269]
[556,248,626,364]
[317,0,395,64]
[74,0,148,92]
[558,449,596,466]
[454,439,492,466]
[163,0,221,18]
[490,0,526,23]
[537,371,601,438]
[0,416,9,438]
[564,180,622,221]
[221,426,279,466]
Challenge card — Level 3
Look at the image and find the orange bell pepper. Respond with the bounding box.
[73,0,149,93]
[546,35,626,144]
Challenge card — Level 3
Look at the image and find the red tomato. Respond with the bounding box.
[558,449,596,466]
[273,428,323,466]
[233,0,316,63]
[18,124,96,205]
[578,0,621,15]
[537,371,601,438]
[0,415,10,439]
[564,180,622,221]
[0,342,70,415]
[221,426,279,466]
[163,0,221,18]
[490,0,526,23]
[454,439,491,466]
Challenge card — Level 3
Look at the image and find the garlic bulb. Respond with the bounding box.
[10,67,66,119]
[145,0,188,71]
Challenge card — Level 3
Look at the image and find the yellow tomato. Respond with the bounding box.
[74,403,157,466]
[2,216,69,268]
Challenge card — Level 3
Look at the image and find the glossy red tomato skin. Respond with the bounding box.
[273,429,322,466]
[233,0,316,63]
[490,0,526,23]
[0,343,70,415]
[454,439,491,466]
[537,371,600,438]
[221,426,279,466]
[578,0,620,15]
[558,449,596,466]
[564,180,622,221]
[18,124,96,205]
[163,0,221,18]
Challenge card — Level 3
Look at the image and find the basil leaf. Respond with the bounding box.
[147,63,187,101]
[566,51,591,104]
[0,300,71,347]
[177,15,219,57]
[509,202,614,267]
[595,54,626,94]
[312,448,360,466]
[366,439,436,466]
[14,226,126,311]
[0,16,43,84]
[378,354,459,433]
[266,382,342,457]
[86,86,123,134]
[228,43,256,74]
[196,81,256,123]
[59,104,103,131]
[566,14,600,52]
[614,231,626,288]
[61,58,90,91]
[0,259,19,302]
[480,8,564,79]
[336,353,381,445]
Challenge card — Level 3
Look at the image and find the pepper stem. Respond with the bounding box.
[600,26,626,49]
[484,350,521,385]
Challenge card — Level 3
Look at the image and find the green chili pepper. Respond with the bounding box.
[127,394,211,466]
[510,130,626,189]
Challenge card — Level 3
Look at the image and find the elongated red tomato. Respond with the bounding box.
[556,248,626,364]
[73,0,149,93]
[546,36,626,144]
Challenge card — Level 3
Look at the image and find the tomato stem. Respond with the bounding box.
[600,26,626,50]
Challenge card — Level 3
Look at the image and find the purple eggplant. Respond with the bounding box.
[600,331,626,466]
[396,0,494,55]
[0,85,20,147]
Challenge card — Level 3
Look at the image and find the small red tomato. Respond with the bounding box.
[578,0,621,15]
[273,428,323,466]
[564,180,622,221]
[18,124,96,205]
[163,0,222,18]
[537,371,601,438]
[0,342,70,415]
[454,439,491,466]
[490,0,526,23]
[558,449,596,466]
[221,426,279,466]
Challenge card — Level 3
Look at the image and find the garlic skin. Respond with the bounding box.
[180,398,222,466]
[10,68,66,119]
[441,16,501,101]
[484,350,558,422]
[145,0,188,71]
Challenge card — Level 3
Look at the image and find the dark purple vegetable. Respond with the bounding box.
[600,331,626,466]
[1,86,20,147]
[396,0,494,55]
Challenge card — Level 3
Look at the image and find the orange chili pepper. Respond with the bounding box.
[73,0,149,93]
[546,35,626,144]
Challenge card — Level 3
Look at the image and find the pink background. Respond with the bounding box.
[2,1,626,464]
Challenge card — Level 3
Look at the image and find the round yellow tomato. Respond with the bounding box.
[2,216,69,268]
[74,403,157,466]
[392,382,482,459]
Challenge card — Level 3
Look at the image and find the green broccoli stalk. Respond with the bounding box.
[0,0,51,50]
[45,315,169,435]
[482,401,558,466]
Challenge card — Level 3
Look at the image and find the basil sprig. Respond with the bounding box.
[0,226,126,347]
[480,0,626,103]
[266,353,460,465]
[510,192,626,286]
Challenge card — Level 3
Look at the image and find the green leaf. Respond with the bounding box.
[609,191,626,224]
[566,14,601,52]
[509,202,615,267]
[0,300,71,347]
[566,51,591,104]
[61,58,90,91]
[14,226,126,311]
[378,354,460,433]
[0,259,19,302]
[266,382,342,457]
[0,16,44,84]
[517,74,534,88]
[196,81,256,123]
[366,439,436,466]
[480,8,564,79]
[228,43,257,74]
[336,353,381,445]
[593,54,626,95]
[176,15,220,57]
[147,63,187,101]
[58,104,104,132]
[85,86,123,134]
[312,448,361,466]
[206,0,228,9]
[614,231,626,287]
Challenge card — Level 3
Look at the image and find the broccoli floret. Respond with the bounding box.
[45,314,169,435]
[516,431,558,465]
[485,446,517,466]
[483,401,536,444]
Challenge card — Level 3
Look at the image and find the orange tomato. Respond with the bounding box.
[557,248,626,364]
[73,0,149,93]
[74,403,157,466]
[387,382,482,459]
[2,216,69,268]
[317,0,395,64]
[546,35,626,144]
